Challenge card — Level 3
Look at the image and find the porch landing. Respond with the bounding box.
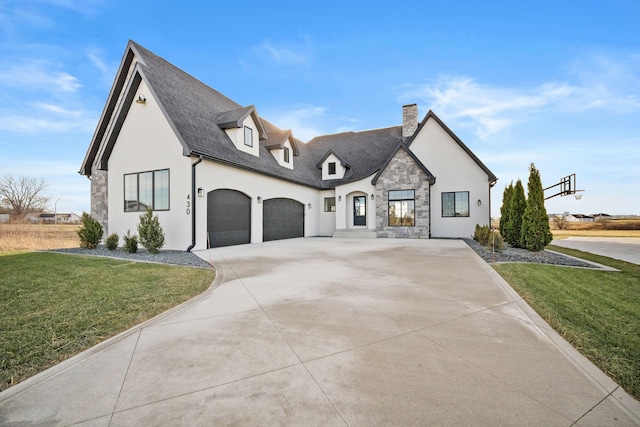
[332,229,377,238]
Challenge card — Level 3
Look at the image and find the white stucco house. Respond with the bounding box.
[80,41,498,251]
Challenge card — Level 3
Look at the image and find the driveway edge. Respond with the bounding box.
[462,244,640,423]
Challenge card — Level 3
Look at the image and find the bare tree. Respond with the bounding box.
[0,175,49,218]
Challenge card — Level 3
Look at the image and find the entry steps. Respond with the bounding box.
[332,229,378,239]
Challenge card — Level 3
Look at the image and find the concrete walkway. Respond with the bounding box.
[552,237,640,265]
[1,238,639,426]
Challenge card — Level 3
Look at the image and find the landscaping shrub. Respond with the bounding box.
[521,163,553,251]
[137,207,165,254]
[123,230,138,253]
[105,233,119,251]
[76,212,103,249]
[489,230,505,252]
[499,183,513,239]
[474,224,505,253]
[473,224,491,246]
[506,180,526,247]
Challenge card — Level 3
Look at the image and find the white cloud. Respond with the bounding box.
[265,105,328,142]
[256,37,312,66]
[0,61,81,92]
[0,111,95,133]
[399,53,640,139]
[87,51,108,73]
[399,76,574,139]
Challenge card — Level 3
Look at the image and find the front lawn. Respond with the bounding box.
[0,252,215,391]
[493,246,640,400]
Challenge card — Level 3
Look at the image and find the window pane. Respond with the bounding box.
[389,201,402,226]
[442,193,455,217]
[138,172,153,211]
[328,162,336,175]
[455,192,469,217]
[154,169,169,210]
[403,200,415,226]
[284,147,290,163]
[324,197,336,212]
[124,174,138,212]
[244,126,253,147]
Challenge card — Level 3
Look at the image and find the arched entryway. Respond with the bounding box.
[263,198,304,242]
[207,189,251,248]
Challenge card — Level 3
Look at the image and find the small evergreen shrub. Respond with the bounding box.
[473,224,491,246]
[138,207,165,254]
[77,212,104,249]
[105,233,119,251]
[489,230,505,253]
[123,230,138,253]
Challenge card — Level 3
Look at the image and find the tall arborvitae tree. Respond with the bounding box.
[499,182,513,239]
[509,180,527,248]
[520,163,553,251]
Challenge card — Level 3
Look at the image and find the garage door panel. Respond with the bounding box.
[207,190,251,248]
[263,198,304,242]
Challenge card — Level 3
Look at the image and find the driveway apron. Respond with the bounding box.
[1,238,639,426]
[552,237,640,265]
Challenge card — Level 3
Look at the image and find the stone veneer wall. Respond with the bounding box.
[375,149,430,238]
[90,166,109,236]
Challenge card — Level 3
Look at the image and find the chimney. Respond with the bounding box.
[402,104,418,138]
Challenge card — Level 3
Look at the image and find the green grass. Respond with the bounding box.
[493,245,640,400]
[0,252,215,391]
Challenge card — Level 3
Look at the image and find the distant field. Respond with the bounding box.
[0,223,80,252]
[550,218,640,238]
[492,218,640,238]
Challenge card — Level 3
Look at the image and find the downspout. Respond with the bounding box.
[186,155,203,252]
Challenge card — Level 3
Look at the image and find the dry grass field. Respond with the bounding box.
[0,223,81,252]
[491,218,640,238]
[550,218,640,238]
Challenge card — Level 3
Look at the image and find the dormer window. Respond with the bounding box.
[328,162,336,175]
[284,147,290,163]
[244,126,253,147]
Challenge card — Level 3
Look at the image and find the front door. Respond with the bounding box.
[353,196,366,226]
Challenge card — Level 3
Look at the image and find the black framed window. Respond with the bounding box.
[124,169,170,212]
[284,147,290,163]
[244,126,253,147]
[324,197,336,212]
[388,190,415,226]
[328,162,336,175]
[442,191,469,217]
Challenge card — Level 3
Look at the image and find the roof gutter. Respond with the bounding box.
[186,155,203,252]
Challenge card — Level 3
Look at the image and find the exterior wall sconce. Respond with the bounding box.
[338,195,342,201]
[135,94,146,104]
[477,199,482,206]
[197,187,204,197]
[257,196,262,203]
[371,194,375,200]
[308,203,312,209]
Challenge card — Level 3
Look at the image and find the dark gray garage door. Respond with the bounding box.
[263,198,304,242]
[207,189,251,248]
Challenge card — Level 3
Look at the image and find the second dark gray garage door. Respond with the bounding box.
[263,198,304,242]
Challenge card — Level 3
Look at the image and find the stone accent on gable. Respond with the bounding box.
[90,166,108,236]
[375,148,430,238]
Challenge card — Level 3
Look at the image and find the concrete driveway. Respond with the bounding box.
[552,237,640,265]
[1,238,639,426]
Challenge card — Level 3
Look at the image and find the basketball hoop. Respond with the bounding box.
[575,193,582,200]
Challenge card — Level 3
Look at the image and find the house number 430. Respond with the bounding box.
[186,194,191,215]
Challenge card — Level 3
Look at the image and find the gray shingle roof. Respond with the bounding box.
[306,127,404,189]
[82,41,495,190]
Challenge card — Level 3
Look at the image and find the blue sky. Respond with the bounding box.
[1,0,639,217]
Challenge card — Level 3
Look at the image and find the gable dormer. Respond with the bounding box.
[317,150,350,180]
[217,105,267,157]
[265,129,299,170]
